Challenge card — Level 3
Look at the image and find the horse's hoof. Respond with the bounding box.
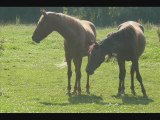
[121,91,125,95]
[66,92,71,96]
[115,93,121,98]
[77,92,81,96]
[86,89,90,94]
[72,91,77,95]
[131,91,136,96]
[86,91,90,94]
[143,94,148,99]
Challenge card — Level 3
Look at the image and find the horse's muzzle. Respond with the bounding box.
[32,36,40,43]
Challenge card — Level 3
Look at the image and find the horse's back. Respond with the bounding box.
[80,20,96,41]
[77,20,96,56]
[118,21,144,33]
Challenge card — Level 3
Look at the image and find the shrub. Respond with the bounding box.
[0,38,4,56]
[157,27,160,42]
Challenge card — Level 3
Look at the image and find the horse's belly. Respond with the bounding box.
[118,52,132,61]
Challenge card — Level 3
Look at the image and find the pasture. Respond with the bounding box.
[0,24,160,112]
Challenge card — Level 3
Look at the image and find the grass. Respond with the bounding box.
[0,24,160,113]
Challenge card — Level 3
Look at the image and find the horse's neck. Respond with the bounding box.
[101,37,118,55]
[53,14,78,41]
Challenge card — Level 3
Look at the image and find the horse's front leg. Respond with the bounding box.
[116,59,126,97]
[66,58,72,95]
[73,57,82,95]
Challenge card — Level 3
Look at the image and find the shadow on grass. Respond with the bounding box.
[68,94,103,104]
[39,101,70,106]
[116,94,154,105]
[39,94,153,107]
[39,94,103,106]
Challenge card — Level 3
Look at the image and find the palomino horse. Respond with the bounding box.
[86,21,148,98]
[32,11,96,95]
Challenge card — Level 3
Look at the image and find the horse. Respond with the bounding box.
[86,21,148,98]
[32,11,96,95]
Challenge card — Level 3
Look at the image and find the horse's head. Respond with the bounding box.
[86,42,106,75]
[32,10,54,43]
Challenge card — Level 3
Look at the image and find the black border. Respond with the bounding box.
[0,0,160,119]
[0,113,160,120]
[1,0,159,7]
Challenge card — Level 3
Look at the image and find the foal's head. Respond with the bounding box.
[32,11,56,43]
[86,33,119,75]
[86,42,106,75]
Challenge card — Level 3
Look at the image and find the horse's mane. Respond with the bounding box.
[38,11,83,29]
[48,12,83,28]
[38,15,44,24]
[58,12,80,22]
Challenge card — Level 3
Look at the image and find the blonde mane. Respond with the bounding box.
[46,12,84,30]
[59,13,83,28]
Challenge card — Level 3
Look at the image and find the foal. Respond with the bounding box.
[32,11,96,95]
[86,21,148,98]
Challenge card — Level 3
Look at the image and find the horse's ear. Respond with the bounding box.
[41,9,47,17]
[94,42,99,49]
[88,42,99,55]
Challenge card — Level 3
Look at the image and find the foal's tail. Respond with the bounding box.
[55,58,67,69]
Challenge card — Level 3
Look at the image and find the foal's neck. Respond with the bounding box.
[101,34,119,55]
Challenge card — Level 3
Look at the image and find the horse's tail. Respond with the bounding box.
[89,22,97,39]
[55,58,67,69]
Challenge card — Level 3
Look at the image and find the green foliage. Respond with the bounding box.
[0,24,160,112]
[0,38,4,56]
[16,16,21,25]
[1,7,160,26]
[157,27,160,42]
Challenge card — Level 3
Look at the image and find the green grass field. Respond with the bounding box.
[0,24,160,113]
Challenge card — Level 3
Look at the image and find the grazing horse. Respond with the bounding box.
[32,11,96,95]
[86,21,148,98]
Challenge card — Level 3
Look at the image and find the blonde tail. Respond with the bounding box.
[55,58,67,69]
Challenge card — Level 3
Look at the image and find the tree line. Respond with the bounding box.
[0,7,160,26]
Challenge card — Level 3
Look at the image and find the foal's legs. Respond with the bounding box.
[134,60,148,98]
[86,56,90,94]
[86,74,90,94]
[73,57,82,95]
[66,58,72,95]
[116,59,126,97]
[130,63,136,95]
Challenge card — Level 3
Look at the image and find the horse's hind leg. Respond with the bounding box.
[66,58,72,95]
[116,59,126,97]
[134,60,148,98]
[130,63,136,96]
[73,57,82,95]
[86,56,90,94]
